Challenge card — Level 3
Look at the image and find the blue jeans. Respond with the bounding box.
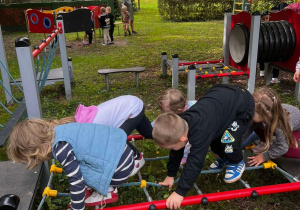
[241,132,259,149]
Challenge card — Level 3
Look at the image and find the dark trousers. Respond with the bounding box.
[210,90,255,164]
[109,25,115,42]
[259,63,279,78]
[86,31,93,44]
[120,107,153,159]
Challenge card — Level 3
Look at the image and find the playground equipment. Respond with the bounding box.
[162,9,300,101]
[36,134,300,210]
[233,0,246,14]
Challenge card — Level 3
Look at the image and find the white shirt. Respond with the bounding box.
[92,95,144,127]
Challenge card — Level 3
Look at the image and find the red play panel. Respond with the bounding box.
[26,9,55,34]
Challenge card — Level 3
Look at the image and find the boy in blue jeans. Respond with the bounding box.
[152,84,254,209]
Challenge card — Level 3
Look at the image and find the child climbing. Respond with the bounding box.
[7,119,142,209]
[242,87,300,166]
[152,84,254,209]
[157,88,196,164]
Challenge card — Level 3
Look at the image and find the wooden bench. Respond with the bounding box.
[98,67,145,91]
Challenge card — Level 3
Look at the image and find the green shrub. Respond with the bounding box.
[252,0,294,13]
[114,0,122,20]
[158,0,234,22]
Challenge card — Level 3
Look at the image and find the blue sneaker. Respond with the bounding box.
[209,157,228,170]
[224,160,245,183]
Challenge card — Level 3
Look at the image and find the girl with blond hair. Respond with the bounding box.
[242,87,300,166]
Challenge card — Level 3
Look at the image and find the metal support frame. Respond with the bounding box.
[15,37,42,119]
[187,66,196,101]
[222,10,232,85]
[247,12,261,94]
[295,82,300,102]
[56,16,72,100]
[15,37,49,190]
[161,52,167,77]
[172,54,179,89]
[135,72,139,87]
[264,63,272,86]
[68,57,74,83]
[0,25,13,104]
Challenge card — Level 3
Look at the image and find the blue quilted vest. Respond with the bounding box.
[52,123,127,195]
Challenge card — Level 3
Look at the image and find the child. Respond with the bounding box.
[293,57,300,82]
[283,2,300,13]
[244,0,252,13]
[122,6,131,37]
[7,119,141,209]
[106,6,115,44]
[278,0,288,11]
[259,11,280,84]
[152,84,254,209]
[157,88,196,164]
[99,7,111,45]
[242,87,300,166]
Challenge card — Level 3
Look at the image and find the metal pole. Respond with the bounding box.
[68,57,74,83]
[187,65,196,101]
[172,54,179,89]
[247,11,261,94]
[0,25,13,104]
[161,52,167,77]
[15,37,42,118]
[222,9,232,85]
[56,15,72,100]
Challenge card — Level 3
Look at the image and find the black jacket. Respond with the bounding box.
[99,14,110,28]
[167,84,254,196]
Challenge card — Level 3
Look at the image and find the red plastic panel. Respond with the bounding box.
[229,11,251,72]
[92,6,101,29]
[26,9,55,34]
[270,9,300,72]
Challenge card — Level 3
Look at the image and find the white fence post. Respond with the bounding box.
[222,9,232,85]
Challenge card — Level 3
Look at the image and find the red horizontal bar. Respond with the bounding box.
[127,134,144,141]
[103,182,300,210]
[32,28,61,59]
[196,71,249,79]
[178,60,223,66]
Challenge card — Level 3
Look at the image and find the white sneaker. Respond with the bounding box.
[82,40,89,45]
[129,153,145,177]
[271,78,280,84]
[102,43,107,46]
[260,71,264,77]
[85,188,118,207]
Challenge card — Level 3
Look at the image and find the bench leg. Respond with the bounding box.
[105,75,110,91]
[135,72,139,87]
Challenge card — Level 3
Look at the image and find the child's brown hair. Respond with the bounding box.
[152,113,187,146]
[253,87,297,151]
[7,117,76,169]
[158,89,187,114]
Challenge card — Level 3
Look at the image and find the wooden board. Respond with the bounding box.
[98,67,145,75]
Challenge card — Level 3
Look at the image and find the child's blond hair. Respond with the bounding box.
[122,6,127,12]
[158,88,187,114]
[253,87,297,150]
[152,113,187,146]
[100,7,106,13]
[7,117,76,169]
[106,6,111,12]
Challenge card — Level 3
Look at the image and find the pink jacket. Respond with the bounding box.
[288,3,300,14]
[74,104,98,123]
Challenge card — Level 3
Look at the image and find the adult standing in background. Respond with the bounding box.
[278,0,288,11]
[122,0,137,34]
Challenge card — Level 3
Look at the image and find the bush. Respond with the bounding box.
[251,0,294,12]
[158,0,234,22]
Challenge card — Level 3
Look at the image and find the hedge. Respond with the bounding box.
[158,0,295,22]
[158,0,234,22]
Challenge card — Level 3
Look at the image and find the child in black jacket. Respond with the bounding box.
[106,6,115,44]
[152,84,254,209]
[99,7,111,45]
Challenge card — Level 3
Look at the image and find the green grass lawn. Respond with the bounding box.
[1,0,300,209]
